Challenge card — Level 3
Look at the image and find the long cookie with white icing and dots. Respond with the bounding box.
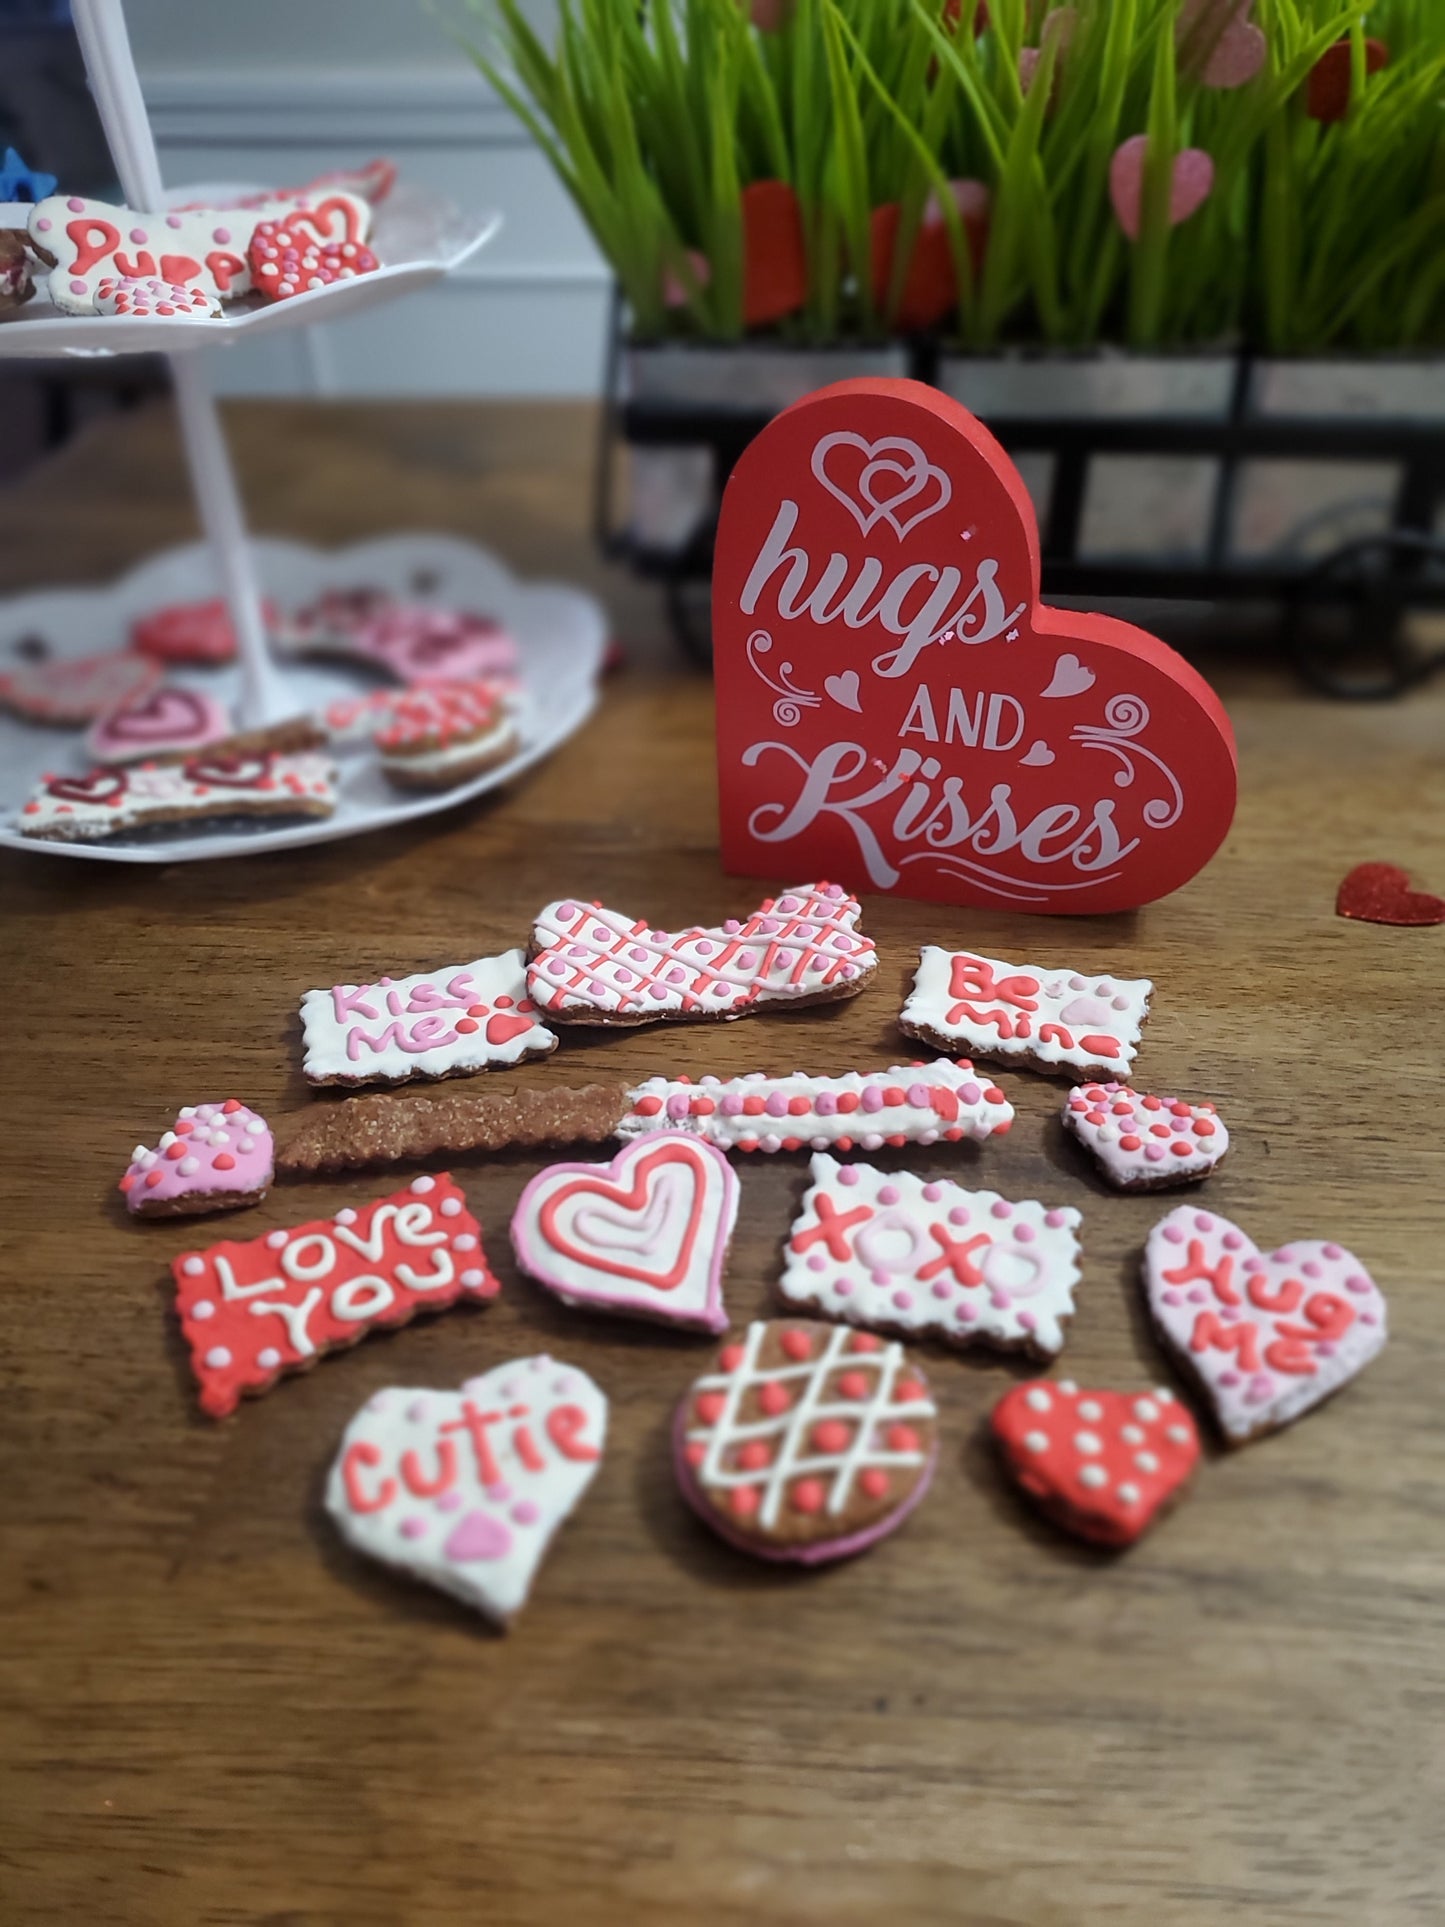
[1063,1082,1227,1189]
[899,947,1151,1079]
[121,1100,272,1218]
[992,1379,1201,1547]
[674,1319,937,1563]
[172,1174,498,1419]
[527,883,877,1027]
[1142,1207,1387,1446]
[17,751,337,842]
[299,949,556,1088]
[326,1357,606,1628]
[779,1155,1082,1359]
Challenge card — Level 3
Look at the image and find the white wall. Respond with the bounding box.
[127,0,611,397]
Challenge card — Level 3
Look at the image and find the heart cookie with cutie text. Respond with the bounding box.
[1142,1207,1387,1444]
[512,1133,739,1333]
[713,379,1237,913]
[325,1357,607,1626]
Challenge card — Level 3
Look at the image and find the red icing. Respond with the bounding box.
[172,1175,495,1419]
[1162,1238,1239,1306]
[790,1193,873,1262]
[545,1403,603,1462]
[534,1139,716,1292]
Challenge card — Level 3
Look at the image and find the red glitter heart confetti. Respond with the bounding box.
[1336,863,1445,927]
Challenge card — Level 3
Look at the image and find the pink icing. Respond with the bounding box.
[120,1101,272,1212]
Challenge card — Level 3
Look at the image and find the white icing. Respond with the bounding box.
[1062,1081,1228,1187]
[324,1356,607,1625]
[377,715,515,778]
[18,752,337,841]
[777,1154,1083,1357]
[616,1059,1014,1152]
[526,883,877,1023]
[299,948,557,1084]
[900,946,1152,1075]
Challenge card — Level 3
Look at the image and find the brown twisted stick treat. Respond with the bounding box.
[278,1082,631,1176]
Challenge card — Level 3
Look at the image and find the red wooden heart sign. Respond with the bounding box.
[713,379,1237,914]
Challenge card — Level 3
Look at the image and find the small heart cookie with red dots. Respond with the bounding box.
[673,1319,937,1563]
[992,1379,1201,1547]
[248,194,378,301]
[120,1099,273,1218]
[300,949,557,1087]
[1143,1207,1388,1445]
[1063,1082,1227,1189]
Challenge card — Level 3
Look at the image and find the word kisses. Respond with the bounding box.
[744,741,1137,892]
[741,499,1027,679]
[173,1176,498,1417]
[300,948,556,1086]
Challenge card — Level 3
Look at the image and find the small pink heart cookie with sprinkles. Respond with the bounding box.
[1143,1207,1387,1445]
[674,1319,937,1563]
[172,1174,498,1419]
[527,882,878,1027]
[992,1379,1201,1547]
[1063,1081,1227,1189]
[121,1099,273,1218]
[95,275,221,320]
[325,1356,607,1627]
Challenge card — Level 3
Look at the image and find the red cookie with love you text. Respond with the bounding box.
[172,1174,498,1419]
[992,1379,1201,1548]
[512,1134,739,1334]
[674,1319,938,1563]
[713,379,1237,914]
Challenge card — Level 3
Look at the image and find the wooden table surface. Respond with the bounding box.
[3,401,1443,1927]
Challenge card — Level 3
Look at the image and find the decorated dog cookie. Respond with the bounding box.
[512,1135,738,1334]
[248,197,379,301]
[86,685,233,765]
[25,192,339,310]
[618,1059,1013,1153]
[675,1319,937,1563]
[173,1174,497,1419]
[1063,1082,1226,1189]
[130,597,279,666]
[992,1379,1201,1547]
[899,947,1152,1078]
[0,647,159,725]
[17,749,337,841]
[300,949,556,1087]
[326,1356,606,1627]
[121,1100,272,1217]
[527,882,878,1027]
[779,1155,1082,1358]
[95,275,220,320]
[377,680,517,790]
[1142,1207,1387,1445]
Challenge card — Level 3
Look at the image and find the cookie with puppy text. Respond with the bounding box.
[326,1357,606,1628]
[512,1134,738,1334]
[992,1379,1201,1547]
[899,947,1151,1079]
[1142,1206,1387,1445]
[527,882,878,1027]
[121,1099,272,1218]
[674,1319,937,1562]
[1063,1081,1227,1189]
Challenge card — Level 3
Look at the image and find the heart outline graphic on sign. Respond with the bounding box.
[811,431,952,539]
[714,378,1237,915]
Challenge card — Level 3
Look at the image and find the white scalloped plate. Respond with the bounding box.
[0,183,498,359]
[0,533,607,863]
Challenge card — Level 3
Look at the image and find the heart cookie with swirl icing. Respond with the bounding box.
[1142,1207,1387,1445]
[512,1133,738,1333]
[326,1357,607,1627]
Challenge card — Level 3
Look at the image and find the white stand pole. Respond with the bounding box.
[71,0,289,726]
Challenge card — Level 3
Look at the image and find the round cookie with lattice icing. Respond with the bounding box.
[674,1319,937,1563]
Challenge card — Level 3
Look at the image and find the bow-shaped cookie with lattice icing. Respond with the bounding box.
[526,882,878,1027]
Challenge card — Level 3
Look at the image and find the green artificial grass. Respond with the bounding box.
[459,0,1445,354]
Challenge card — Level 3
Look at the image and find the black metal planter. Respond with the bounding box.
[595,298,1445,698]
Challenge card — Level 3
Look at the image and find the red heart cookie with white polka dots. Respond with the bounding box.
[172,1174,498,1419]
[1062,1081,1227,1189]
[992,1378,1201,1547]
[300,949,556,1087]
[248,195,379,302]
[674,1319,937,1563]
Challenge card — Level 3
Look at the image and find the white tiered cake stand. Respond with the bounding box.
[0,0,607,863]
